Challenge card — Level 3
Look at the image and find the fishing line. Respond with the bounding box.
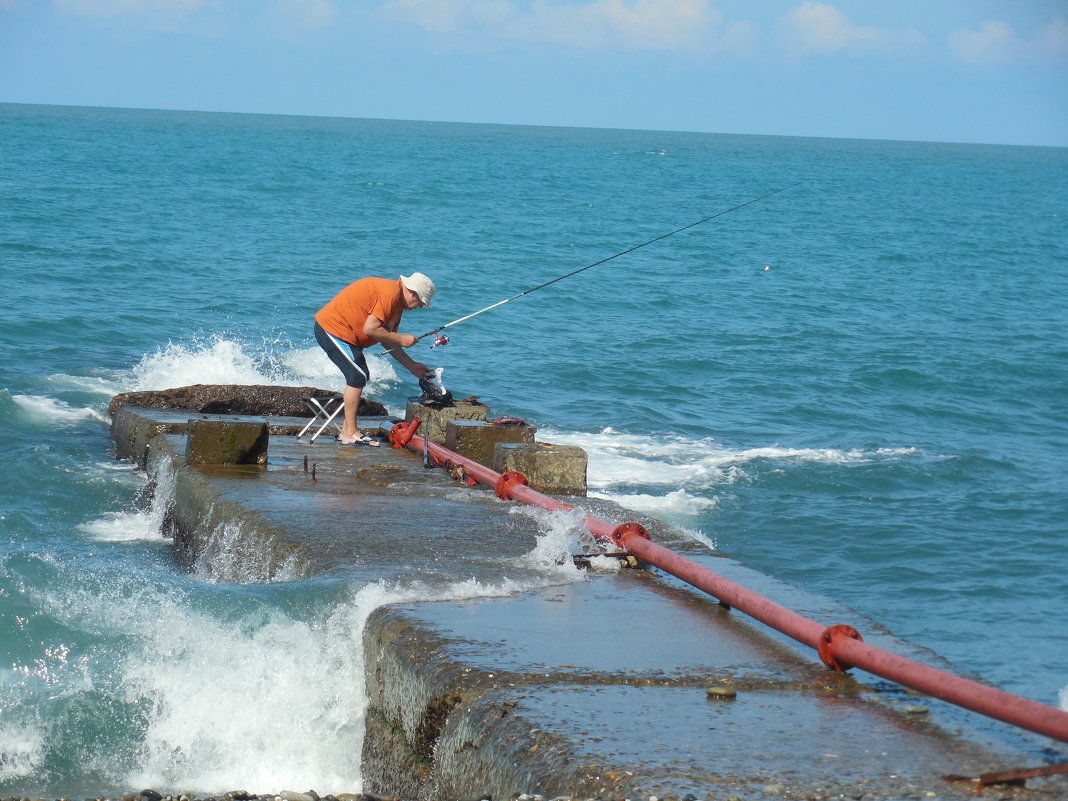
[417,182,801,344]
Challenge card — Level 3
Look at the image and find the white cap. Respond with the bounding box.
[400,272,435,308]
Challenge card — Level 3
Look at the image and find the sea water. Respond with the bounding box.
[1,103,1066,795]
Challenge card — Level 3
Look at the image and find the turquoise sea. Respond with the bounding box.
[1,103,1066,795]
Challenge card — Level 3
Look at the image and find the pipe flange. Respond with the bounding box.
[609,522,649,549]
[818,624,863,672]
[495,471,528,499]
[390,418,421,449]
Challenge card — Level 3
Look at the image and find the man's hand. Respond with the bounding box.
[409,362,430,380]
[396,333,418,348]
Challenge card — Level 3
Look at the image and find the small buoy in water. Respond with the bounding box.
[705,685,737,700]
[763,264,771,271]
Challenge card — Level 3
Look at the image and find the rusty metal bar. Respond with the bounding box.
[384,422,1068,744]
[947,762,1068,786]
[977,763,1068,786]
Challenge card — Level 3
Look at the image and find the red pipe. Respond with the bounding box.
[832,635,1068,744]
[615,530,1068,743]
[620,534,826,646]
[387,424,1068,744]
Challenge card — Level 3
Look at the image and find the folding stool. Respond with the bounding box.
[296,393,345,443]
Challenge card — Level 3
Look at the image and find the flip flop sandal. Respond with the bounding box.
[339,434,380,447]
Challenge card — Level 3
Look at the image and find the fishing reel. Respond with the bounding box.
[431,333,450,348]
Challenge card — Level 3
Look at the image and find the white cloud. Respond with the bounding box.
[1039,16,1068,55]
[379,0,753,54]
[779,1,923,55]
[947,19,1019,64]
[379,0,483,36]
[265,0,340,33]
[948,16,1068,64]
[523,0,714,50]
[55,0,204,17]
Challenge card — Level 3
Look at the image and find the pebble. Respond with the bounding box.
[704,685,737,700]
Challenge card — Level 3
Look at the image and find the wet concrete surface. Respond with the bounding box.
[111,406,1068,800]
[364,580,1068,800]
[127,408,551,583]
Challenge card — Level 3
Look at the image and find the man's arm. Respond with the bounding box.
[364,315,429,379]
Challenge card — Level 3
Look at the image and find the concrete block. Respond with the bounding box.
[445,419,536,467]
[406,398,489,445]
[492,442,587,496]
[111,407,187,468]
[185,418,269,466]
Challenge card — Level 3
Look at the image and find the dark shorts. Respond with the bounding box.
[314,320,369,389]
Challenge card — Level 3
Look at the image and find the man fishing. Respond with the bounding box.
[314,273,435,446]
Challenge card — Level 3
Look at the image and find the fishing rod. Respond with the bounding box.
[417,182,801,345]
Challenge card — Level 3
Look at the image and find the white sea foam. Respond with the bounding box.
[77,509,166,543]
[78,463,172,543]
[545,427,917,485]
[191,517,307,584]
[596,487,719,516]
[537,426,919,527]
[129,337,292,389]
[120,570,565,794]
[120,592,367,793]
[92,460,140,472]
[125,336,399,398]
[732,445,919,463]
[509,505,605,573]
[25,335,403,431]
[0,717,45,783]
[11,394,109,426]
[676,526,718,551]
[78,457,303,580]
[507,494,718,564]
[61,458,583,794]
[541,427,742,491]
[275,344,399,392]
[277,344,339,382]
[44,372,121,397]
[1060,684,1068,712]
[23,567,367,794]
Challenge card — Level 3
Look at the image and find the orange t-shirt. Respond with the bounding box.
[315,277,404,348]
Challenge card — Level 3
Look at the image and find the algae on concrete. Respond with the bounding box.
[493,441,588,496]
[445,419,536,467]
[406,398,489,444]
[185,418,270,465]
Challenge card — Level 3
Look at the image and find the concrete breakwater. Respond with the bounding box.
[108,387,1067,801]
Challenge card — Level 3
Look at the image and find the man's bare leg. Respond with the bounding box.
[339,385,363,443]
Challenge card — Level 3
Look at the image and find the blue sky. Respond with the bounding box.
[2,0,1066,146]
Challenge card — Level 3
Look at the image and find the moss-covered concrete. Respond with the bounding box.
[444,419,536,467]
[493,441,588,496]
[405,398,490,444]
[185,418,270,465]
